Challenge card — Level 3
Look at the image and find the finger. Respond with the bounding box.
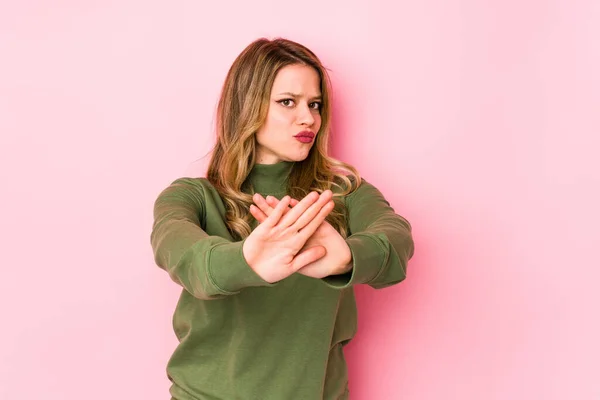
[264,196,295,218]
[254,193,274,216]
[297,199,335,239]
[265,196,280,212]
[263,195,290,227]
[266,196,299,209]
[289,190,333,232]
[265,195,278,208]
[290,246,327,271]
[253,195,296,225]
[278,191,320,228]
[249,204,268,223]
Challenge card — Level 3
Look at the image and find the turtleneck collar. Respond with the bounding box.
[246,161,294,196]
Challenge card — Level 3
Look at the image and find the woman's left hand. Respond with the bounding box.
[250,194,353,279]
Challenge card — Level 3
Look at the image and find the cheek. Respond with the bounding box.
[314,113,323,129]
[269,108,293,126]
[256,113,288,144]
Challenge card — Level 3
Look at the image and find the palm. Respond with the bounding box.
[249,194,352,279]
[297,220,351,278]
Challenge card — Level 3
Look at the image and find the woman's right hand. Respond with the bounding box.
[242,190,334,283]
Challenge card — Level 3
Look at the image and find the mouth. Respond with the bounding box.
[294,131,315,143]
[295,136,313,143]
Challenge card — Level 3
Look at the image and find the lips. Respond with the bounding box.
[294,131,315,140]
[294,131,315,143]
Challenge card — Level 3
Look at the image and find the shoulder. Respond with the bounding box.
[160,176,210,194]
[344,177,390,206]
[330,173,380,198]
[167,176,214,191]
[154,177,222,204]
[330,172,360,196]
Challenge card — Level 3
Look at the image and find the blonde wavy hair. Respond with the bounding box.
[207,37,361,240]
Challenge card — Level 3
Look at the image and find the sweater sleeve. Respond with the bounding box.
[322,179,415,289]
[150,178,275,300]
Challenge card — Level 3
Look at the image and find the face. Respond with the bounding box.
[255,64,322,164]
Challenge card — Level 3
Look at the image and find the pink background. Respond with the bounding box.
[1,1,599,399]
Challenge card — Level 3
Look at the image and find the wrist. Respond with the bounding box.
[335,255,353,275]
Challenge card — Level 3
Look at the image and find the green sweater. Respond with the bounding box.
[150,161,414,400]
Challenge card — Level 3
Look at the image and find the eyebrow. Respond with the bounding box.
[276,92,322,100]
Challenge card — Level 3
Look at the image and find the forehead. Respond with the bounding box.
[271,64,321,95]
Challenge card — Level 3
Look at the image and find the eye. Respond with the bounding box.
[277,99,295,107]
[309,102,322,110]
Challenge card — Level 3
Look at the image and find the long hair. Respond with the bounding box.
[207,37,360,239]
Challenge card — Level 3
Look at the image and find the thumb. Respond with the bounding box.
[290,246,326,271]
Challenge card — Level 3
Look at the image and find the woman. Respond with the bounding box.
[151,37,414,400]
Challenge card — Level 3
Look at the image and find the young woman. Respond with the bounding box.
[151,37,415,400]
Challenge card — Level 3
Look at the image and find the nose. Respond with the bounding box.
[296,103,315,126]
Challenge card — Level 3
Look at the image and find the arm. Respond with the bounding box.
[322,179,415,289]
[150,178,274,300]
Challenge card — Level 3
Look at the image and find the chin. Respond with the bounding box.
[290,148,315,162]
[285,154,310,162]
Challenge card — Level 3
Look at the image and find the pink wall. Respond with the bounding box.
[1,1,598,399]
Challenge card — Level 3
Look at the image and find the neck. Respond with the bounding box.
[246,161,294,196]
